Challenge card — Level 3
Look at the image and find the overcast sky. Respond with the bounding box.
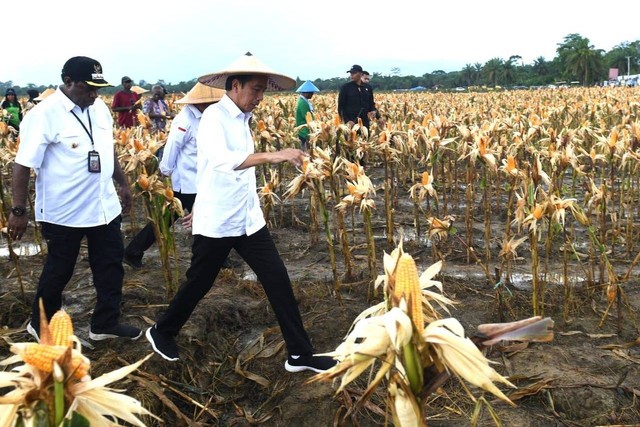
[4,0,638,87]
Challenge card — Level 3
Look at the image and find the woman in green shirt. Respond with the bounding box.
[2,88,23,131]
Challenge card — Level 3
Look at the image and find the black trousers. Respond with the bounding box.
[156,226,314,356]
[32,216,125,331]
[125,192,196,258]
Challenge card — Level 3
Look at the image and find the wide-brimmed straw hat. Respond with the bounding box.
[131,85,149,95]
[176,82,226,104]
[34,88,55,101]
[198,52,295,92]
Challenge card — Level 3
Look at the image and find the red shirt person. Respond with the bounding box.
[111,76,141,128]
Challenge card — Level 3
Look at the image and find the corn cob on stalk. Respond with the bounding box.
[21,343,68,372]
[0,304,156,426]
[50,310,73,347]
[392,253,425,395]
[17,343,90,379]
[393,253,424,334]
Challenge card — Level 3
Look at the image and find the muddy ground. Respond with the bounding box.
[2,167,640,427]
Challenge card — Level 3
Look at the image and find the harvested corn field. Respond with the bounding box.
[2,87,640,426]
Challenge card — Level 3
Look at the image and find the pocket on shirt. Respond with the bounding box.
[58,130,86,155]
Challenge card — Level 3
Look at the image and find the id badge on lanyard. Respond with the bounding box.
[71,109,101,173]
[88,150,101,173]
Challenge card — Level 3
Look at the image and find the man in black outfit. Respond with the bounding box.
[337,65,381,162]
[338,64,372,128]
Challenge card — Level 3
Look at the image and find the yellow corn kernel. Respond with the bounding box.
[421,171,430,186]
[50,310,74,347]
[118,130,128,146]
[394,253,424,333]
[137,174,150,190]
[532,204,544,220]
[164,187,174,201]
[133,139,145,152]
[70,354,91,379]
[22,343,67,372]
[607,283,617,303]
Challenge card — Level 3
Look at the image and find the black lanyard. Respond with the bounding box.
[70,109,94,147]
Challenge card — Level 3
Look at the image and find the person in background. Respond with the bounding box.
[7,56,142,343]
[123,82,224,269]
[143,84,174,133]
[144,52,337,374]
[337,64,369,128]
[24,89,40,113]
[111,76,141,128]
[294,80,319,151]
[34,88,55,102]
[360,70,381,126]
[361,70,371,85]
[2,88,23,132]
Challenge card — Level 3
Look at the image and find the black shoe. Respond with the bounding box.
[146,325,179,361]
[284,354,337,373]
[89,323,142,341]
[123,254,143,269]
[26,322,40,343]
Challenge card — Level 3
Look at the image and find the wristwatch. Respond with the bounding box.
[11,206,26,217]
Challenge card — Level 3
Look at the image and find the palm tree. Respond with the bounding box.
[605,41,640,75]
[462,64,475,86]
[483,58,504,87]
[557,33,604,85]
[533,56,549,76]
[502,57,519,85]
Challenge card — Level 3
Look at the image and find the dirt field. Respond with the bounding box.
[2,163,640,427]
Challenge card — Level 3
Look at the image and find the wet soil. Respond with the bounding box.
[2,165,640,427]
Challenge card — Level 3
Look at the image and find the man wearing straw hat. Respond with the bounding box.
[145,52,337,373]
[123,82,225,269]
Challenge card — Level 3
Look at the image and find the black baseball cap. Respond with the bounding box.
[121,76,133,84]
[61,56,112,87]
[347,64,363,74]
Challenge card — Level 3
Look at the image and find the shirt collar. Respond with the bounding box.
[220,94,252,121]
[55,86,92,114]
[186,104,203,119]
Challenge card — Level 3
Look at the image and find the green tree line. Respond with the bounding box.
[2,34,639,96]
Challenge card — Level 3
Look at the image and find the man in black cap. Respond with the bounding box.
[338,65,365,127]
[111,75,141,128]
[337,64,378,161]
[7,56,142,343]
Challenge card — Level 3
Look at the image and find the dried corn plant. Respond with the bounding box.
[336,159,377,294]
[0,302,158,426]
[258,168,281,227]
[117,127,183,296]
[311,243,554,426]
[285,147,341,292]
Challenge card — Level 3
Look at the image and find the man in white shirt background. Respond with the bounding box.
[123,82,224,269]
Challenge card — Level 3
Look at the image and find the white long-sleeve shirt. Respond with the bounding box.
[192,94,265,238]
[159,104,201,194]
